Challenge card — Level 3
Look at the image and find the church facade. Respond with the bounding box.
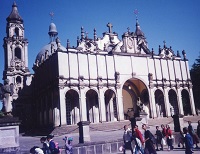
[2,3,196,129]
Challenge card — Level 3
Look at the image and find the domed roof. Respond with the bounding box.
[35,42,67,65]
[7,2,23,23]
[48,22,58,37]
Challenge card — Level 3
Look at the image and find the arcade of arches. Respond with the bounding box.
[63,79,193,126]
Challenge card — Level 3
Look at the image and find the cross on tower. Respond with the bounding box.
[107,23,113,33]
[49,12,54,21]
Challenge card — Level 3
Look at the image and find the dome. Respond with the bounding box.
[48,23,58,37]
[35,42,67,65]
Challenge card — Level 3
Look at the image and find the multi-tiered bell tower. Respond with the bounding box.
[3,2,30,98]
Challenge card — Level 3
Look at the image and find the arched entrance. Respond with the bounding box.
[168,89,179,116]
[86,89,99,123]
[182,89,192,116]
[65,90,80,125]
[122,78,150,119]
[104,89,118,122]
[155,89,166,117]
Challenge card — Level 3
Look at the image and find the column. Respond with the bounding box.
[116,88,124,121]
[80,89,87,121]
[177,88,184,115]
[98,89,106,122]
[149,88,157,118]
[189,88,196,115]
[163,88,170,117]
[59,88,67,125]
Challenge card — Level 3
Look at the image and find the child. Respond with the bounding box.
[63,136,73,154]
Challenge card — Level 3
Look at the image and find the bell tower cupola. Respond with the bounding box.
[3,2,30,90]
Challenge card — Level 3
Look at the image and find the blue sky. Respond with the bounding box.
[0,0,200,81]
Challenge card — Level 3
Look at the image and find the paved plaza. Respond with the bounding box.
[18,128,200,154]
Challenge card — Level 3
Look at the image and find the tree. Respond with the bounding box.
[190,55,200,110]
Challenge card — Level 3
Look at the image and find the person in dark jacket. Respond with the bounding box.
[40,137,50,154]
[183,127,193,154]
[46,134,60,154]
[142,124,157,154]
[155,126,163,151]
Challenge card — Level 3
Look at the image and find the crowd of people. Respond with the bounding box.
[29,134,73,154]
[122,120,200,154]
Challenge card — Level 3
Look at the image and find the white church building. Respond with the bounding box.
[2,2,196,129]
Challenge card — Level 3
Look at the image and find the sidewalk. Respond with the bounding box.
[19,125,200,154]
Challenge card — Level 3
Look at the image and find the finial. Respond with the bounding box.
[85,31,88,39]
[177,50,181,57]
[81,27,84,40]
[94,28,97,41]
[159,45,161,54]
[127,27,130,33]
[49,12,54,21]
[107,23,113,33]
[182,50,187,60]
[77,36,80,46]
[67,39,70,49]
[163,40,166,48]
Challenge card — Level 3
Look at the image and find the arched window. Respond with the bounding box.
[16,76,22,84]
[14,27,19,36]
[15,47,21,59]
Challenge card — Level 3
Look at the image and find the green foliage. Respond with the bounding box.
[190,55,200,109]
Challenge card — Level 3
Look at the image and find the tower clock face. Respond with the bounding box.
[127,38,134,49]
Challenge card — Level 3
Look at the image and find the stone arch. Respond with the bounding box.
[122,78,150,119]
[86,89,99,123]
[155,89,166,117]
[65,89,80,125]
[104,89,118,122]
[168,89,179,116]
[14,47,21,60]
[181,89,192,116]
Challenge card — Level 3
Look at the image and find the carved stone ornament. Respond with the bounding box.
[115,72,120,83]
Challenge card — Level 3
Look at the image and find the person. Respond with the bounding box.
[133,125,144,144]
[123,125,133,154]
[161,124,166,137]
[40,137,50,154]
[131,134,144,154]
[166,124,173,151]
[63,136,73,154]
[142,124,157,154]
[30,146,44,154]
[155,126,163,151]
[188,121,199,148]
[46,134,60,154]
[178,130,185,148]
[183,127,193,154]
[197,120,200,139]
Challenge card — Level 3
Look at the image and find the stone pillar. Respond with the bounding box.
[80,89,87,121]
[116,88,124,121]
[77,121,90,143]
[177,88,184,115]
[98,89,106,122]
[149,88,157,118]
[189,88,196,115]
[163,88,170,117]
[59,88,67,125]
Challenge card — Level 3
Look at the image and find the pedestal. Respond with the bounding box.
[0,117,21,153]
[173,114,184,132]
[77,121,90,143]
